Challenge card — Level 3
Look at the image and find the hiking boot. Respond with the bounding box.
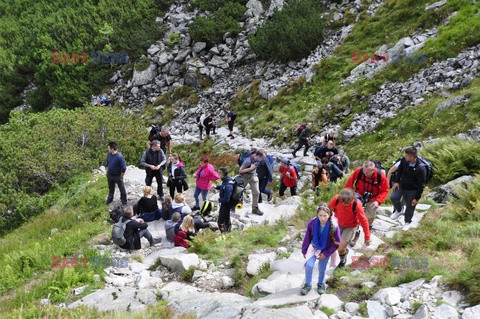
[192,206,200,211]
[230,136,235,139]
[337,248,349,269]
[402,222,412,231]
[300,284,311,295]
[317,283,326,294]
[227,134,232,137]
[349,229,361,248]
[252,207,264,216]
[150,238,162,247]
[267,193,273,202]
[291,151,296,158]
[390,208,404,220]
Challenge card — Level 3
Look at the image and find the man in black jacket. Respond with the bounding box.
[213,167,234,233]
[120,206,161,250]
[140,140,167,199]
[389,147,427,231]
[203,114,216,137]
[292,123,312,157]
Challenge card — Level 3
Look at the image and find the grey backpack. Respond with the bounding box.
[112,217,131,246]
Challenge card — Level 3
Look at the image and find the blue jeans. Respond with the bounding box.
[140,208,163,222]
[258,178,272,203]
[305,255,330,286]
[194,186,209,207]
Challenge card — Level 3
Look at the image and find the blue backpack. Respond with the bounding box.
[290,162,302,178]
[238,151,253,166]
[265,154,275,166]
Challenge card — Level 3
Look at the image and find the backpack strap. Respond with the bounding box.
[354,168,364,188]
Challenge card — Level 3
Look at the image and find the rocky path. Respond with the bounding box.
[65,129,480,318]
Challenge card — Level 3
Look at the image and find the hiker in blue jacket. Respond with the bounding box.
[255,149,273,203]
[213,167,234,233]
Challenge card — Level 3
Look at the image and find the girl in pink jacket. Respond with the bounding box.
[192,157,220,210]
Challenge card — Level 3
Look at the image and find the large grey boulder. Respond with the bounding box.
[434,94,468,116]
[246,252,276,276]
[372,287,402,306]
[317,294,343,312]
[463,305,480,319]
[434,304,459,319]
[246,0,264,17]
[366,300,388,319]
[132,63,157,86]
[160,252,200,275]
[427,175,473,204]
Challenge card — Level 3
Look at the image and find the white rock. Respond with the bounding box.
[463,305,480,319]
[246,252,276,276]
[222,276,235,289]
[366,300,388,319]
[434,304,459,319]
[160,252,200,275]
[441,290,463,307]
[345,302,359,315]
[317,294,343,311]
[372,287,402,306]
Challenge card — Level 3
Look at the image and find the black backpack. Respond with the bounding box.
[417,156,434,183]
[330,155,344,171]
[230,111,236,121]
[229,176,245,206]
[109,206,124,223]
[237,151,253,167]
[296,123,306,137]
[389,157,403,188]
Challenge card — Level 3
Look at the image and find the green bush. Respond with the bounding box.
[0,107,146,234]
[445,175,480,222]
[191,0,247,12]
[248,0,325,62]
[166,32,181,47]
[0,0,169,123]
[135,57,151,71]
[419,137,480,185]
[190,2,244,46]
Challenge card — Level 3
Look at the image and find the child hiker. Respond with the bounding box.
[301,204,341,295]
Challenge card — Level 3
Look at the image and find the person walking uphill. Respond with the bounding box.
[292,123,312,157]
[329,188,371,268]
[278,158,298,199]
[239,150,264,216]
[105,141,127,205]
[390,147,427,231]
[192,157,220,211]
[226,108,236,139]
[140,140,166,200]
[344,160,389,231]
[256,149,273,203]
[213,167,234,232]
[301,204,341,295]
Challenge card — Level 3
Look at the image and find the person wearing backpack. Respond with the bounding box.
[323,129,336,147]
[213,167,234,232]
[279,158,298,199]
[386,157,403,188]
[344,161,389,242]
[321,157,343,183]
[192,157,220,211]
[169,193,210,233]
[105,141,127,205]
[239,150,264,216]
[166,153,188,198]
[140,140,167,200]
[318,140,338,160]
[226,108,236,139]
[292,123,312,158]
[337,150,350,173]
[197,111,208,140]
[255,149,274,203]
[329,189,371,268]
[389,147,428,231]
[311,163,328,196]
[148,126,172,157]
[116,206,161,250]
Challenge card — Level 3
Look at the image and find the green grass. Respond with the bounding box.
[412,301,423,313]
[230,0,479,146]
[319,306,336,316]
[0,174,114,316]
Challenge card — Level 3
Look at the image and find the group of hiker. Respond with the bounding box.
[106,118,432,296]
[196,108,236,140]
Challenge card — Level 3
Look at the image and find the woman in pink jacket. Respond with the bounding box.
[192,157,220,210]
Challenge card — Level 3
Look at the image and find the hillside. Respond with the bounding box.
[1,0,480,318]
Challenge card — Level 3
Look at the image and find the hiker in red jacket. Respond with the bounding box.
[278,158,298,200]
[329,188,371,268]
[344,160,389,230]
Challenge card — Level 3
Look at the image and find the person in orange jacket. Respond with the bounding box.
[329,188,371,268]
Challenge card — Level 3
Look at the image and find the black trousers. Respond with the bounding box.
[145,170,164,197]
[293,139,309,155]
[198,125,204,139]
[205,124,216,136]
[217,202,232,233]
[228,121,234,132]
[107,174,127,204]
[279,182,297,197]
[169,183,184,198]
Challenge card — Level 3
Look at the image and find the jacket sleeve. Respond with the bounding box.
[344,156,350,168]
[120,155,127,173]
[140,151,149,168]
[177,166,187,180]
[266,160,274,182]
[415,165,427,200]
[344,167,360,189]
[159,150,167,167]
[130,219,148,230]
[290,166,297,179]
[299,129,307,140]
[208,166,220,181]
[328,195,338,212]
[356,202,371,241]
[373,172,390,204]
[394,159,404,183]
[302,219,314,255]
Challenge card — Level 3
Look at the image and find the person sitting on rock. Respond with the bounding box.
[165,212,181,243]
[170,193,210,233]
[174,215,196,248]
[311,163,328,196]
[119,206,161,250]
[160,195,173,220]
[301,204,341,295]
[278,158,298,199]
[134,186,163,222]
[329,189,370,268]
